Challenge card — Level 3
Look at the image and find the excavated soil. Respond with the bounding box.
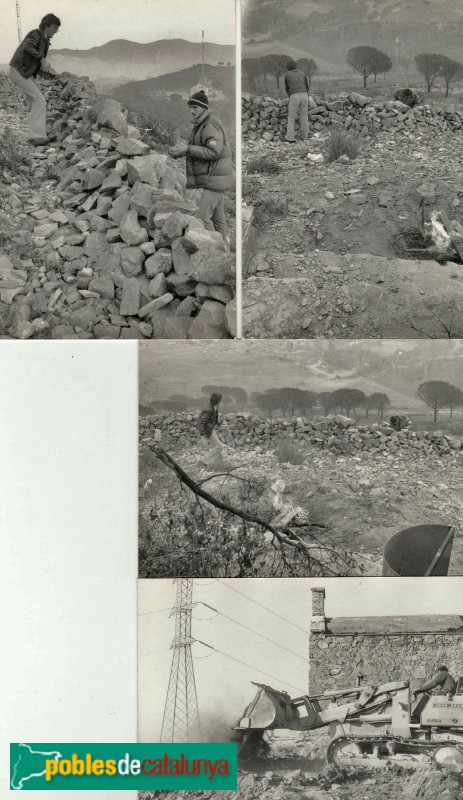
[139,732,463,800]
[243,127,463,338]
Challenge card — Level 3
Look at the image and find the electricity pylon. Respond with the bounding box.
[160,579,202,743]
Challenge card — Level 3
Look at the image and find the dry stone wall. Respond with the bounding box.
[309,631,463,695]
[0,73,235,339]
[242,91,463,142]
[140,411,463,456]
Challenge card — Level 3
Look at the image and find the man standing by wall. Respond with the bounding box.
[9,13,61,146]
[169,91,234,243]
[196,392,225,470]
[284,60,310,144]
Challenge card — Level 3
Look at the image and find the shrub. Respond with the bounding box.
[0,127,31,174]
[128,110,177,148]
[253,196,288,228]
[275,435,305,465]
[246,154,281,175]
[242,177,288,228]
[325,129,361,163]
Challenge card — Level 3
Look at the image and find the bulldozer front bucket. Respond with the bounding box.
[234,683,320,733]
[235,684,292,731]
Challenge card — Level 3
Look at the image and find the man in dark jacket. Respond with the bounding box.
[9,13,61,145]
[284,60,309,143]
[169,91,234,241]
[413,666,457,698]
[196,393,225,469]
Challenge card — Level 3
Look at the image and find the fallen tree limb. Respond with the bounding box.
[148,444,360,576]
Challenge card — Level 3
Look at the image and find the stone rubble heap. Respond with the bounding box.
[242,91,463,142]
[0,73,235,339]
[140,412,463,456]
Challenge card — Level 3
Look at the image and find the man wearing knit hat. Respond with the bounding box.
[169,90,234,242]
[284,60,310,143]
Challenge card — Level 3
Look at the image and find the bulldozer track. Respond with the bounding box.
[327,734,463,769]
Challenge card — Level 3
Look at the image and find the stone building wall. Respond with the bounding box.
[308,588,463,695]
[309,631,463,695]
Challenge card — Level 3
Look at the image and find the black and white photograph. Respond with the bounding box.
[0,0,236,340]
[139,339,463,579]
[138,577,463,800]
[241,0,463,339]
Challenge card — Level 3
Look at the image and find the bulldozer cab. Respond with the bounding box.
[416,678,463,728]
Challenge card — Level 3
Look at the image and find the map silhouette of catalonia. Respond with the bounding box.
[10,743,62,790]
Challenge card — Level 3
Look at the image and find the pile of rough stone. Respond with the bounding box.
[0,73,235,339]
[242,91,463,142]
[140,412,463,456]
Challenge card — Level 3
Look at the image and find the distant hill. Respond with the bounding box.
[114,63,234,99]
[49,38,235,83]
[112,64,235,137]
[243,0,463,71]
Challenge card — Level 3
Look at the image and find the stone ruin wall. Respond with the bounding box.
[140,411,463,457]
[242,90,463,142]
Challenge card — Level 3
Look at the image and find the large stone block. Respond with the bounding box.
[187,300,229,338]
[93,96,128,136]
[126,154,169,186]
[120,209,149,246]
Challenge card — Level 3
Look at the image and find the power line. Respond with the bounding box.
[217,580,310,634]
[138,606,175,617]
[198,602,307,663]
[195,640,306,695]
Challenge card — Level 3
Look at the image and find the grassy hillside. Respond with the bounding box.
[243,0,463,71]
[113,64,235,140]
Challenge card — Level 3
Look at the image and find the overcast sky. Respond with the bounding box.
[0,0,235,63]
[138,577,463,743]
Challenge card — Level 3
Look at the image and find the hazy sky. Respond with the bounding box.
[138,577,463,743]
[0,0,235,63]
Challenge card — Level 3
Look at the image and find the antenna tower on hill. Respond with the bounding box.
[202,29,205,78]
[16,0,22,41]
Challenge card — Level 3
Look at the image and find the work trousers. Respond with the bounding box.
[198,189,228,240]
[200,430,225,469]
[9,67,47,140]
[286,92,309,142]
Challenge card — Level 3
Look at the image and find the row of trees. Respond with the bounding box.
[243,54,318,91]
[153,381,463,425]
[252,387,391,419]
[243,47,463,96]
[347,46,463,94]
[254,381,463,423]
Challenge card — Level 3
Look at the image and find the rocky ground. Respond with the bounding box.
[140,430,463,577]
[139,732,463,800]
[242,118,463,338]
[0,74,235,339]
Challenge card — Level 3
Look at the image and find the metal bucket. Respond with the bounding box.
[382,524,454,577]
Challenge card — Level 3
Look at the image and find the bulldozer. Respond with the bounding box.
[234,679,463,769]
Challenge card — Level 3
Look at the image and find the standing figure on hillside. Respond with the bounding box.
[196,392,226,470]
[168,91,235,243]
[284,60,310,144]
[9,13,61,146]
